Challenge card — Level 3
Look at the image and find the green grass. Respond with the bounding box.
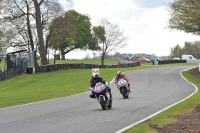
[0,60,199,133]
[126,123,157,133]
[0,60,7,71]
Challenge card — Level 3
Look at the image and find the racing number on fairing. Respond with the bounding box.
[95,85,102,92]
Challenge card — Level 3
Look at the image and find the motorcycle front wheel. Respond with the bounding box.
[99,96,106,110]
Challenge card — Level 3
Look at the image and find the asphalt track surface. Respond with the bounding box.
[0,66,197,133]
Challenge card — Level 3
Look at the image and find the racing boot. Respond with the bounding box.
[107,87,113,101]
[128,83,131,92]
[89,92,95,98]
[110,92,113,101]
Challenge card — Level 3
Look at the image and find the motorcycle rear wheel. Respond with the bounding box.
[120,87,127,99]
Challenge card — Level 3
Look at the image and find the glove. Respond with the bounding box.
[90,87,94,91]
[105,82,109,87]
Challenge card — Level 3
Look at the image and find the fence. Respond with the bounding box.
[0,67,21,82]
[35,62,141,73]
[158,60,186,65]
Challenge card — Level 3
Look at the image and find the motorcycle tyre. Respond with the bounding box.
[120,87,127,99]
[100,96,106,110]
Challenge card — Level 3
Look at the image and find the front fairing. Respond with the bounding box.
[92,82,107,95]
[117,79,128,87]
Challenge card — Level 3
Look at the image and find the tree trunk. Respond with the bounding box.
[27,2,38,67]
[34,51,38,66]
[33,0,47,65]
[61,49,65,60]
[61,54,65,60]
[101,54,105,66]
[101,42,105,66]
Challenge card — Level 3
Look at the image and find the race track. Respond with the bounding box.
[0,66,197,133]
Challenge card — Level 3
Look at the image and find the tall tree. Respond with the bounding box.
[182,41,200,58]
[48,10,99,59]
[170,44,182,58]
[93,18,128,65]
[182,42,194,55]
[167,0,200,35]
[193,41,200,58]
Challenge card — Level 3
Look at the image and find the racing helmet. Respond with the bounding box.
[117,71,122,76]
[93,74,99,78]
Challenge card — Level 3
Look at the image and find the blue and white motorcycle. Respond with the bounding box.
[91,82,112,110]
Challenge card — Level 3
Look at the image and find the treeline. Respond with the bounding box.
[170,41,200,59]
[83,52,166,60]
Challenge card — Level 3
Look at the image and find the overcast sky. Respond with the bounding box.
[58,0,200,59]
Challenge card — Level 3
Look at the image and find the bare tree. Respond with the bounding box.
[0,0,71,66]
[0,28,11,56]
[32,0,48,65]
[93,18,128,65]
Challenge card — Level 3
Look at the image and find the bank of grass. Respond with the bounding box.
[126,68,200,133]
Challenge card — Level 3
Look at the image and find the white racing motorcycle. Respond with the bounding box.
[117,78,130,99]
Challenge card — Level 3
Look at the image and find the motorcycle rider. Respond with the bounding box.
[114,71,131,92]
[89,74,113,100]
